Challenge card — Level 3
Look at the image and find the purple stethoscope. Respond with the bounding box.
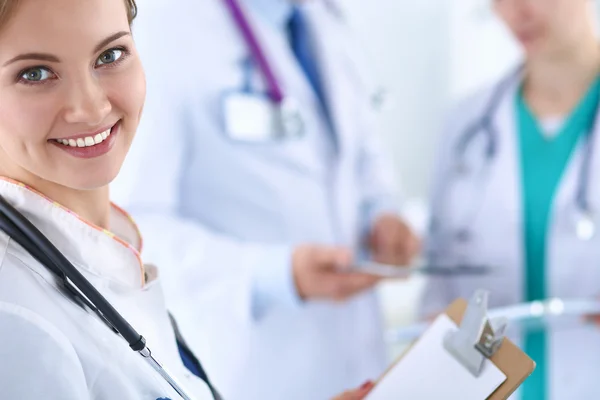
[222,0,306,138]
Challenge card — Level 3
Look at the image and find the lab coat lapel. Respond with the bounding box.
[542,93,600,400]
[546,99,600,298]
[551,101,600,221]
[303,3,365,155]
[587,106,600,211]
[477,77,524,304]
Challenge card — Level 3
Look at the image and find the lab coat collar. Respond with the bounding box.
[244,0,294,28]
[0,178,146,289]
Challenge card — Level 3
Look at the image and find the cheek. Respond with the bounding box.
[105,63,146,124]
[558,7,584,38]
[0,91,59,151]
[540,0,577,37]
[494,4,517,32]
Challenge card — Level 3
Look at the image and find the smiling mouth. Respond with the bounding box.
[51,123,117,148]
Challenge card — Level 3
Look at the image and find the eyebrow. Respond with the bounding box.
[2,31,131,67]
[93,31,131,53]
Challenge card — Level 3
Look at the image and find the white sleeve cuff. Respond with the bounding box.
[250,245,302,320]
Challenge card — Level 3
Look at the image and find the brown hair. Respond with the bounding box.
[0,0,138,28]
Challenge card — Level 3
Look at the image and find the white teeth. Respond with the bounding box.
[55,127,113,148]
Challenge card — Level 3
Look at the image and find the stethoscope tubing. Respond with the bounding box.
[0,194,197,400]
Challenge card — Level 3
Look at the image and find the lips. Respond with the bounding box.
[49,121,121,159]
[51,124,116,148]
[516,28,539,44]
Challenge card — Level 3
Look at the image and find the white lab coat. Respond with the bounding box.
[0,179,214,400]
[111,1,397,399]
[421,72,600,399]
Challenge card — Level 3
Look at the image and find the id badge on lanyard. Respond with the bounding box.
[222,90,279,141]
[221,0,305,142]
[222,59,304,142]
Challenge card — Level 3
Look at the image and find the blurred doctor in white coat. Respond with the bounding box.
[112,0,419,399]
[421,0,600,399]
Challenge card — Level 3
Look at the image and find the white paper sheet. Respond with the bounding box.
[367,314,506,400]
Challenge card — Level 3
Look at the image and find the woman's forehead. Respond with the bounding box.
[0,0,130,52]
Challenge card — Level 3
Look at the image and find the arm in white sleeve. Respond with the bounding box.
[0,304,90,400]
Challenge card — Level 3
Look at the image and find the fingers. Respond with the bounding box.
[370,216,421,265]
[318,246,353,271]
[324,272,381,301]
[583,315,600,325]
[397,232,421,264]
[294,245,375,301]
[332,381,375,400]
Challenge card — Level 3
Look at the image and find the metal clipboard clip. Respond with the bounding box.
[444,290,508,377]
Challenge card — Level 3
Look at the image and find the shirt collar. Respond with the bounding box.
[244,0,295,28]
[0,178,145,289]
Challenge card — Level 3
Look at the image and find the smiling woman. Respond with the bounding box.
[0,0,145,225]
[0,0,216,399]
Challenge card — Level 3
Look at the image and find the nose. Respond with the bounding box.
[63,75,112,126]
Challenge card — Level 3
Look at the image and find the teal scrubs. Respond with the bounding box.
[517,77,600,400]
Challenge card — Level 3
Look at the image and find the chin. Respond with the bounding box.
[66,165,121,191]
[60,140,131,191]
[522,41,544,56]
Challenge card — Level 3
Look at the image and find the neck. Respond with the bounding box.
[46,184,111,229]
[524,35,600,117]
[0,164,111,229]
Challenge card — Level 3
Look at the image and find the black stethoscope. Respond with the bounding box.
[444,64,598,243]
[0,194,221,400]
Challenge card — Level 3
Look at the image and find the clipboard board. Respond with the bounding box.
[367,290,536,399]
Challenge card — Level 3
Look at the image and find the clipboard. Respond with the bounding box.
[368,290,535,399]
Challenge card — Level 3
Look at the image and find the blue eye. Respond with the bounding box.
[96,48,123,66]
[20,67,53,82]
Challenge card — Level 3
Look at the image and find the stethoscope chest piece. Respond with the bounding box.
[575,209,596,241]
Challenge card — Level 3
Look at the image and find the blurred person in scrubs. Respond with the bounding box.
[111,0,419,399]
[422,0,600,399]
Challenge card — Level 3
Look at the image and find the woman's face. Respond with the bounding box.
[494,0,592,57]
[0,0,145,190]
